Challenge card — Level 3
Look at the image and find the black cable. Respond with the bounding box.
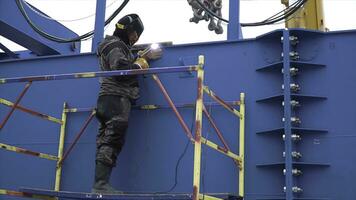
[242,0,307,26]
[193,0,308,27]
[154,107,196,194]
[260,0,301,22]
[15,0,130,43]
[194,0,301,24]
[256,0,306,25]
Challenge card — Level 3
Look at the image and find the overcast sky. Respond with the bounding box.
[1,0,356,53]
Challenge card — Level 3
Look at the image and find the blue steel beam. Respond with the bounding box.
[91,0,107,52]
[282,30,294,200]
[0,43,18,59]
[0,1,80,56]
[20,188,239,200]
[227,0,241,40]
[3,29,352,199]
[0,66,198,84]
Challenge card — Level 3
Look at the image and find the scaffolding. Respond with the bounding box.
[0,55,245,200]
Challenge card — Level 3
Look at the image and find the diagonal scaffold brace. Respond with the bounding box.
[0,81,32,130]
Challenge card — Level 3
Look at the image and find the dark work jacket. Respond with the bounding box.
[97,35,140,100]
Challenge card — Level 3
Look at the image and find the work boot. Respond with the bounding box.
[92,162,122,194]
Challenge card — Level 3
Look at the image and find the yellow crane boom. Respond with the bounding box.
[282,0,326,31]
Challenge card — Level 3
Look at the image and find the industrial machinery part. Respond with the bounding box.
[283,168,303,176]
[283,151,302,159]
[282,0,326,31]
[187,0,223,34]
[281,51,300,60]
[289,51,300,60]
[284,186,303,193]
[282,100,300,107]
[283,134,302,142]
[289,36,299,46]
[281,67,299,76]
[282,83,300,92]
[283,117,301,124]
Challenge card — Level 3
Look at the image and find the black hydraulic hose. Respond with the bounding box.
[243,0,306,26]
[15,0,130,43]
[192,0,307,27]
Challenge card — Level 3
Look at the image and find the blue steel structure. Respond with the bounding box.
[1,0,356,200]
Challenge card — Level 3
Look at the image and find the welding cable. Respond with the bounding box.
[22,0,118,22]
[242,0,307,26]
[194,0,303,24]
[246,0,307,26]
[249,0,302,24]
[154,106,196,194]
[15,0,130,43]
[193,0,307,27]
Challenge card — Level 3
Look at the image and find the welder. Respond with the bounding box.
[93,13,162,194]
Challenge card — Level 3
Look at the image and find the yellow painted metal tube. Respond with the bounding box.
[64,108,78,113]
[239,93,245,197]
[200,137,242,165]
[0,189,55,200]
[0,143,58,161]
[192,55,205,200]
[0,189,22,196]
[203,86,242,118]
[284,0,325,31]
[0,98,62,124]
[198,194,223,200]
[55,103,68,191]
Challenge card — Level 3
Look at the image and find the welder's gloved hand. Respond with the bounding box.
[134,57,149,69]
[139,47,163,61]
[146,47,163,60]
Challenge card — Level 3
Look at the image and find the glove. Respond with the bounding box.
[138,47,163,61]
[134,57,149,69]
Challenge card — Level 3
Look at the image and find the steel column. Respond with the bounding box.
[282,30,293,200]
[92,0,107,52]
[228,0,241,40]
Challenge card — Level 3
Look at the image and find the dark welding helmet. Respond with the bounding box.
[113,14,144,44]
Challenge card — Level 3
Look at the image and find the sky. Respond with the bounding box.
[1,0,356,53]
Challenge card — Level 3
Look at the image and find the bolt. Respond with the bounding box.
[283,134,302,142]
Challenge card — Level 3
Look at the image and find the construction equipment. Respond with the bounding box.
[282,0,326,31]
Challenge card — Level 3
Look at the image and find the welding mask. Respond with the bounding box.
[113,14,144,45]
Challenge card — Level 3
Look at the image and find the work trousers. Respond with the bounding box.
[95,95,131,167]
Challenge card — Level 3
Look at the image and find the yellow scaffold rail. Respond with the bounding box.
[238,93,245,197]
[198,194,223,200]
[203,86,242,118]
[200,137,242,165]
[0,143,58,161]
[0,189,55,200]
[0,98,63,124]
[55,102,68,191]
[192,55,205,200]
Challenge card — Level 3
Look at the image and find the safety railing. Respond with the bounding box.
[0,55,245,200]
[0,98,67,200]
